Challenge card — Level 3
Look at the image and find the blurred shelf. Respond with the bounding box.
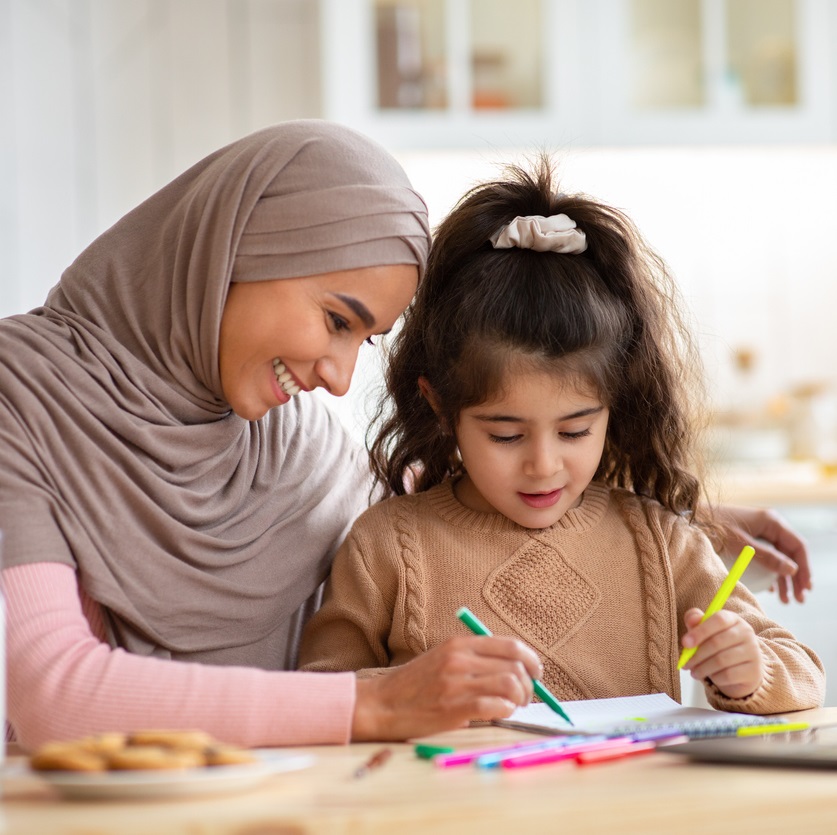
[707,460,837,506]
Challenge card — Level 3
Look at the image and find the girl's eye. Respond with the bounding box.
[489,434,522,444]
[328,312,350,333]
[561,428,593,440]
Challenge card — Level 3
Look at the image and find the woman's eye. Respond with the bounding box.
[328,312,350,333]
[489,434,521,444]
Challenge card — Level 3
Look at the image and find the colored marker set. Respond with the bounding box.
[415,729,687,771]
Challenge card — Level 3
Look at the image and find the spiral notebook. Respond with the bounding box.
[495,692,786,739]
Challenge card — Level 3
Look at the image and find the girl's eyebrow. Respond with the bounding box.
[333,293,375,328]
[475,406,605,423]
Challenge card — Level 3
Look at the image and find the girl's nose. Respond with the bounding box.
[525,439,561,478]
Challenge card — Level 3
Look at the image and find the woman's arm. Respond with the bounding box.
[5,562,356,750]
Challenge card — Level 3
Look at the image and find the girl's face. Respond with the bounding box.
[219,264,418,420]
[453,366,609,529]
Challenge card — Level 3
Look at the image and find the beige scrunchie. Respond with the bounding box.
[490,214,587,254]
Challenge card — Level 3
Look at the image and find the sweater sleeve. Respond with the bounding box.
[665,513,825,714]
[4,562,357,751]
[297,526,395,675]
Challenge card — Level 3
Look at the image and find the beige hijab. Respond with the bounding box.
[0,120,429,667]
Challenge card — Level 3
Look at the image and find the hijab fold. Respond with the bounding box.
[0,120,429,667]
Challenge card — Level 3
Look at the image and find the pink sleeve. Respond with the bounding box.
[4,562,356,751]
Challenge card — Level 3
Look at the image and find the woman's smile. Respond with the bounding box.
[218,264,418,421]
[272,358,303,399]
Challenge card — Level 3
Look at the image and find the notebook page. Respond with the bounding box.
[495,693,784,738]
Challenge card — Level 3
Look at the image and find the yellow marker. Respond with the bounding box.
[678,545,756,670]
[737,722,810,737]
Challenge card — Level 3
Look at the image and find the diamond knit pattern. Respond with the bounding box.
[485,539,599,652]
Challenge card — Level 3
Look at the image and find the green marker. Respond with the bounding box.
[414,744,456,759]
[456,606,573,726]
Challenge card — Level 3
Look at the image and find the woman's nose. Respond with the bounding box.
[316,346,359,397]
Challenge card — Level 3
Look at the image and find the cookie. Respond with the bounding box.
[30,742,109,773]
[127,729,216,751]
[77,732,129,755]
[107,745,206,771]
[30,730,255,773]
[203,745,258,767]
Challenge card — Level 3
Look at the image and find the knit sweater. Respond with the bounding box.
[298,480,824,714]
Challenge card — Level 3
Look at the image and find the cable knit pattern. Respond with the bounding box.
[612,491,677,699]
[485,540,599,650]
[298,480,824,715]
[395,499,428,656]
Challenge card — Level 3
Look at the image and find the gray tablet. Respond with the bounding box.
[663,735,837,769]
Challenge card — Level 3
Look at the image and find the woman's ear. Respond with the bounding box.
[417,376,442,417]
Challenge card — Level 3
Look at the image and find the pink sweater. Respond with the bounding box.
[5,562,356,751]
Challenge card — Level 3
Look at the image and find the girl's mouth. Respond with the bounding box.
[273,359,301,397]
[518,489,562,509]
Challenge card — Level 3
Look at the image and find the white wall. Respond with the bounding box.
[5,0,837,431]
[1,0,321,319]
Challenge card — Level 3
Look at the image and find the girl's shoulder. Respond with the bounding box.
[350,482,452,532]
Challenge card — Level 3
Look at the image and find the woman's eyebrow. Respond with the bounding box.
[333,293,375,328]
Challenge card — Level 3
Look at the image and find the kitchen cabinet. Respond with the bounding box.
[320,0,835,148]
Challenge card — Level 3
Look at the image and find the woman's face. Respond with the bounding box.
[219,264,418,420]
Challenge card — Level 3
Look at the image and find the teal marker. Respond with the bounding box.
[456,606,573,726]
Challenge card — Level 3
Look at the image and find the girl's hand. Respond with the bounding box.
[680,607,764,700]
[712,504,811,604]
[350,636,541,741]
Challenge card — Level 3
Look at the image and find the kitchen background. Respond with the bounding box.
[3,0,836,703]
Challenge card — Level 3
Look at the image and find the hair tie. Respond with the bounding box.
[489,214,587,254]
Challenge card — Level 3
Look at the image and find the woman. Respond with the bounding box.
[0,121,808,750]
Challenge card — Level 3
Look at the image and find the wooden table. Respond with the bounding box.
[4,707,837,835]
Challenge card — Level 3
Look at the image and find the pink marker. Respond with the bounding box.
[501,737,634,769]
[434,735,583,768]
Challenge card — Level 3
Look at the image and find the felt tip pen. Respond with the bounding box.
[575,740,658,765]
[501,736,634,769]
[678,545,755,669]
[433,735,582,768]
[474,736,603,769]
[456,606,574,726]
[736,722,810,737]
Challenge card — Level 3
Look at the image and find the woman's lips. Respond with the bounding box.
[518,489,562,508]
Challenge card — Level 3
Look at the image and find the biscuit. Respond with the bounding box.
[30,742,109,773]
[30,730,255,773]
[203,745,258,767]
[127,729,216,751]
[77,732,129,755]
[107,746,206,771]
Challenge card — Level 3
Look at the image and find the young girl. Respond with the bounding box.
[298,158,824,713]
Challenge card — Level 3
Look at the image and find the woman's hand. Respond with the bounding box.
[350,636,541,741]
[712,504,811,603]
[680,607,764,700]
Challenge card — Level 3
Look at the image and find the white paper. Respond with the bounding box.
[497,693,783,737]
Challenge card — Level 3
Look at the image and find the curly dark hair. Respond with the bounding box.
[368,155,707,521]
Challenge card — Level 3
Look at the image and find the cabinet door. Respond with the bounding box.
[321,0,586,149]
[320,0,833,148]
[592,0,833,144]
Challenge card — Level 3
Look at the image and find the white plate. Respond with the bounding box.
[28,749,314,800]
